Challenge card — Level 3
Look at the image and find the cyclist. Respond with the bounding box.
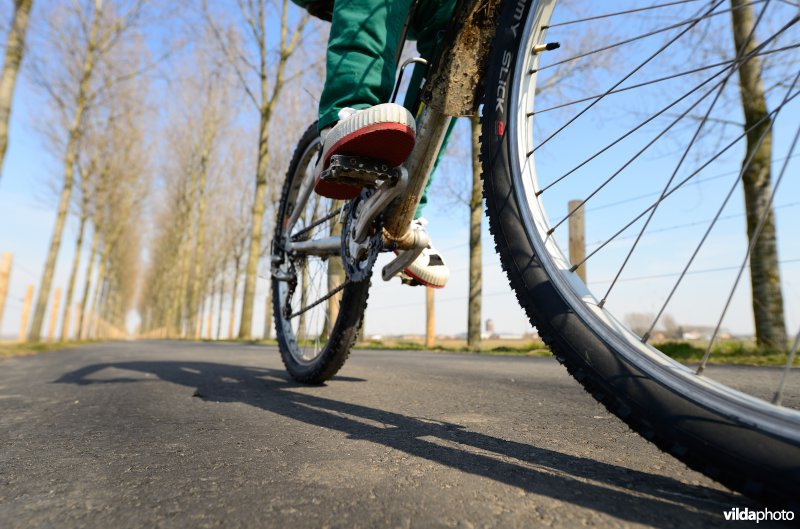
[291,0,456,288]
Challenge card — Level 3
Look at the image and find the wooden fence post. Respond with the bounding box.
[18,285,34,342]
[0,252,12,333]
[568,199,587,283]
[426,287,435,348]
[47,288,61,342]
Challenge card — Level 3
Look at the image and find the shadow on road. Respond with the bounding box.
[56,359,741,526]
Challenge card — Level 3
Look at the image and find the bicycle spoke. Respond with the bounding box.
[546,68,744,238]
[598,0,775,306]
[698,99,800,374]
[585,201,800,250]
[536,66,727,197]
[567,88,800,273]
[291,205,345,241]
[529,44,799,116]
[536,13,799,196]
[535,1,763,74]
[642,114,778,341]
[289,281,348,320]
[543,0,707,29]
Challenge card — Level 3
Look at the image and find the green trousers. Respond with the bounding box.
[296,0,458,218]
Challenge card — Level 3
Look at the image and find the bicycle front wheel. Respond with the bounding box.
[482,0,800,503]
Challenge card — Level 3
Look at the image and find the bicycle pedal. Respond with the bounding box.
[320,155,401,188]
[399,272,423,287]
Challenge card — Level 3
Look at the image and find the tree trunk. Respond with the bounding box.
[28,148,76,341]
[77,228,99,338]
[238,0,306,339]
[216,271,225,340]
[60,214,87,341]
[28,2,101,341]
[89,259,107,339]
[730,0,787,350]
[238,114,269,339]
[228,256,241,339]
[467,116,482,348]
[189,156,208,338]
[0,0,33,179]
[176,218,194,336]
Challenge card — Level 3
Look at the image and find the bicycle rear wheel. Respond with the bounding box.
[272,123,370,384]
[482,0,800,504]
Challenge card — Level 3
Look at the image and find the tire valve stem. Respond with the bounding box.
[532,42,560,54]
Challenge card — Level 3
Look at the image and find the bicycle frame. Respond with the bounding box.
[284,0,500,266]
[381,0,502,246]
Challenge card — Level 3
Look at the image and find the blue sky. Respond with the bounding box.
[2,0,799,341]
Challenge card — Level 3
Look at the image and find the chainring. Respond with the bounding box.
[341,190,382,282]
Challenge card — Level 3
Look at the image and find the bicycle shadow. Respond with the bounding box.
[55,359,746,526]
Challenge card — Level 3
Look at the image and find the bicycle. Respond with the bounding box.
[271,0,800,505]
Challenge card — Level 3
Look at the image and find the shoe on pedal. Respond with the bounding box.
[397,218,450,289]
[315,104,416,199]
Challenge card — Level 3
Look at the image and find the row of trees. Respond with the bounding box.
[0,0,790,350]
[137,0,312,339]
[0,0,319,343]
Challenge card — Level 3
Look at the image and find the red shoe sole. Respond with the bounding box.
[314,122,415,200]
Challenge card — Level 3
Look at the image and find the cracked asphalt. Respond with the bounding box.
[0,340,787,528]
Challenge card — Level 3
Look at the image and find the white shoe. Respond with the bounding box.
[398,218,450,288]
[314,104,416,200]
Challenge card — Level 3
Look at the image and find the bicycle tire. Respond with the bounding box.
[272,122,370,384]
[481,0,800,505]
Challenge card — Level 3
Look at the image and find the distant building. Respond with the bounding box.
[485,319,495,334]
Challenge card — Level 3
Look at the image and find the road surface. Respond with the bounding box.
[0,341,786,528]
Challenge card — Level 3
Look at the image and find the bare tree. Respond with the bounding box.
[203,0,308,339]
[0,0,33,178]
[467,115,482,347]
[27,0,150,341]
[59,137,95,341]
[729,0,786,350]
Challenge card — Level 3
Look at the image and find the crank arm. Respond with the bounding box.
[381,228,429,281]
[354,167,408,244]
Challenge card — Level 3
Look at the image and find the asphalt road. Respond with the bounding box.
[0,341,790,528]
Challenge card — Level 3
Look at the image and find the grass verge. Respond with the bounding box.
[654,340,799,367]
[353,337,797,366]
[0,341,95,358]
[354,338,551,357]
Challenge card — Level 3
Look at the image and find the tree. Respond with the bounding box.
[0,0,33,179]
[728,0,786,350]
[27,0,150,341]
[203,0,308,339]
[467,115,482,347]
